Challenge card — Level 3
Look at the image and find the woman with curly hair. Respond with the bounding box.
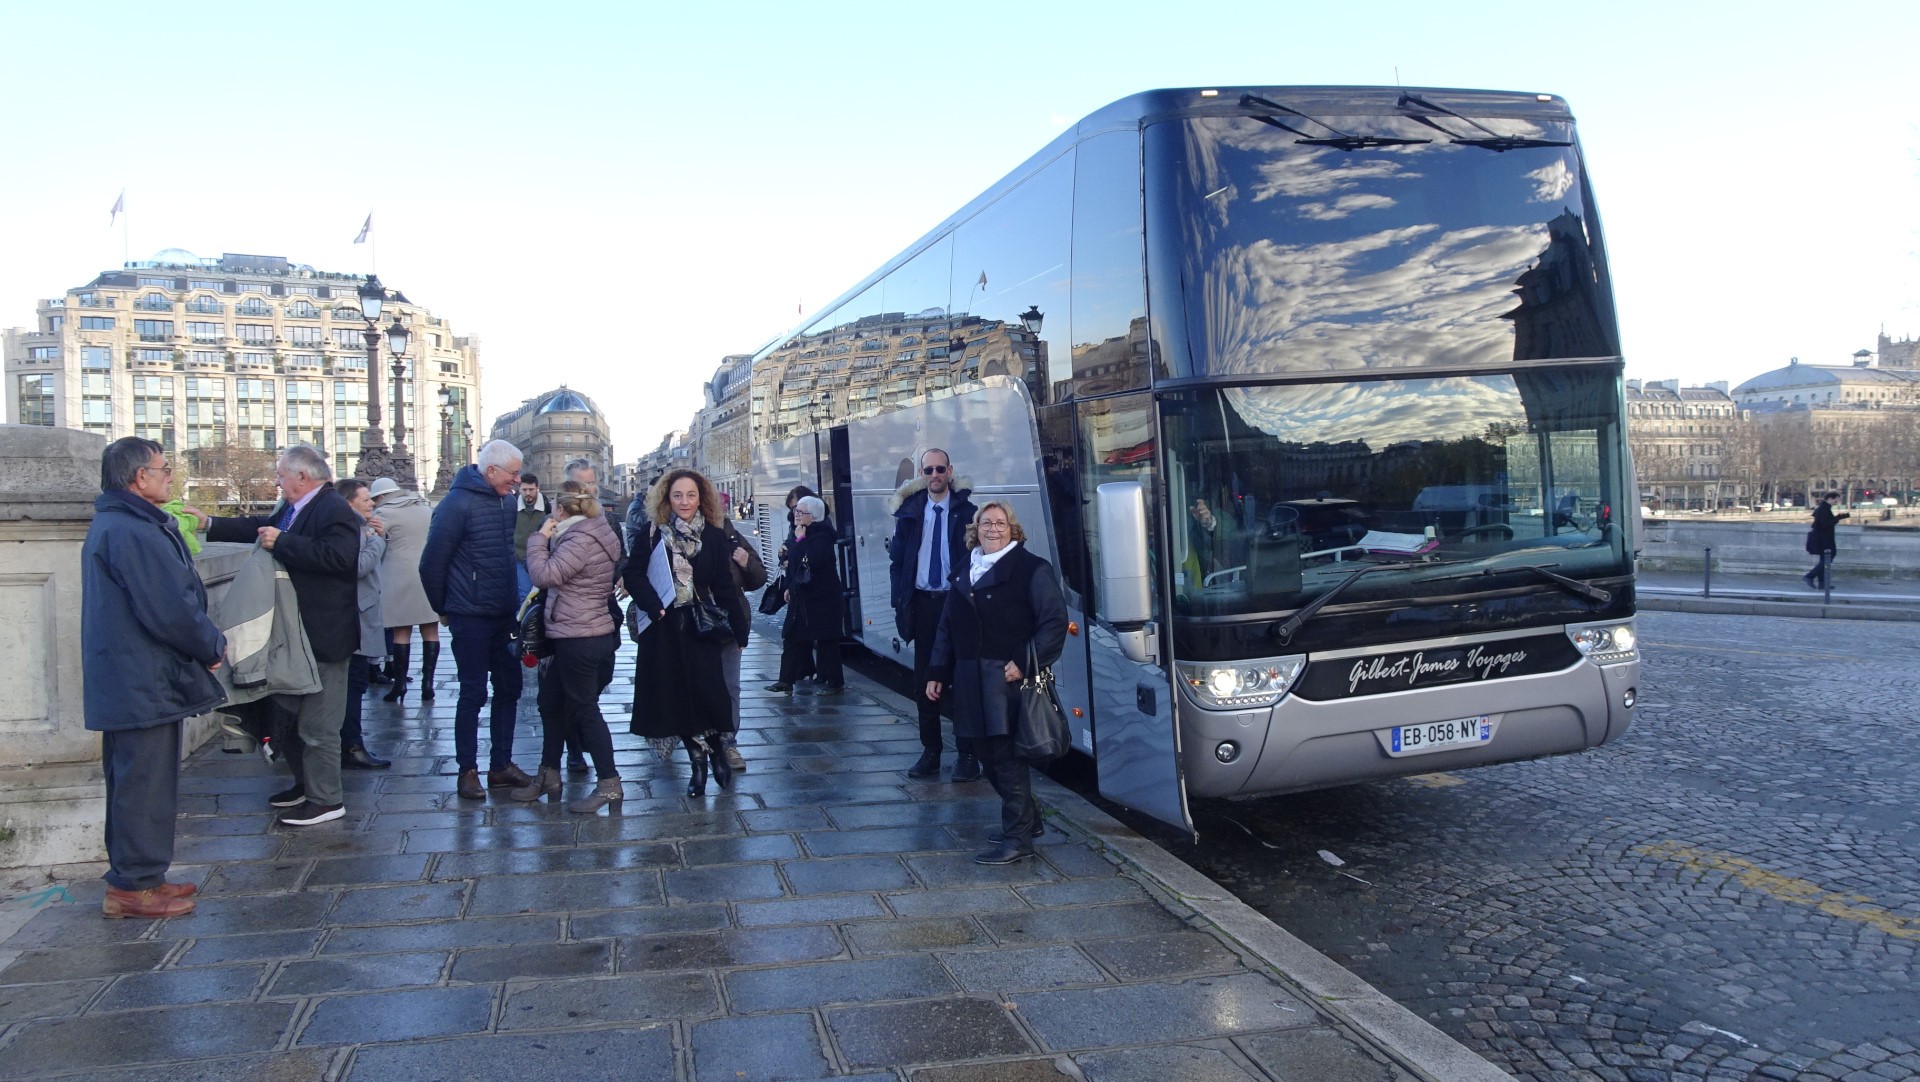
[626,468,747,797]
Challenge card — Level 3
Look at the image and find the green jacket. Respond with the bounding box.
[513,493,550,562]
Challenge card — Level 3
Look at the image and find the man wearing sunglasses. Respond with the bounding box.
[887,448,981,781]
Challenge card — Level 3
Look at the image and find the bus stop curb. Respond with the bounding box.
[1638,596,1920,621]
[1031,775,1510,1082]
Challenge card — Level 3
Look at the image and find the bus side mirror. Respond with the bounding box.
[1097,482,1158,664]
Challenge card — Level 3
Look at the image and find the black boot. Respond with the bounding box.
[382,644,411,702]
[685,740,708,798]
[707,741,733,791]
[418,640,440,700]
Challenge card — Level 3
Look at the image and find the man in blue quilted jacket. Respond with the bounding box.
[419,439,534,800]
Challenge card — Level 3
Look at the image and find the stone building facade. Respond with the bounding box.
[487,387,614,497]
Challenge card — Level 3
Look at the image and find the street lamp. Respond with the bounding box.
[1019,305,1044,335]
[434,386,456,493]
[384,316,415,488]
[353,275,390,481]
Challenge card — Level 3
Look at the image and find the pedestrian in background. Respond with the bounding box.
[418,439,533,800]
[336,479,393,771]
[1803,491,1851,590]
[370,477,441,702]
[627,468,744,797]
[926,500,1067,864]
[764,485,817,693]
[512,481,626,812]
[513,472,547,604]
[83,437,225,918]
[888,447,981,782]
[780,495,844,693]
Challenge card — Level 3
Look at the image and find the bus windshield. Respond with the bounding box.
[1163,368,1632,618]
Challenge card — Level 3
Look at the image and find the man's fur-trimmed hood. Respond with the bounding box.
[888,473,976,514]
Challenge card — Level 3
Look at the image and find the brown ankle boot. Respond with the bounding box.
[567,778,623,814]
[509,766,562,801]
[103,887,195,920]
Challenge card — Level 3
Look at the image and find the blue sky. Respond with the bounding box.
[3,0,1914,456]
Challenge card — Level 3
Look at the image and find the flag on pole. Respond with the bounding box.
[108,191,124,227]
[977,271,988,289]
[353,213,372,244]
[797,300,802,315]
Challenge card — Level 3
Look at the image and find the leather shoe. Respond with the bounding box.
[155,881,198,899]
[103,887,194,920]
[487,763,533,789]
[763,682,792,694]
[708,747,733,791]
[906,749,941,779]
[951,753,983,782]
[341,745,391,770]
[456,768,485,801]
[721,740,747,774]
[973,840,1036,865]
[989,822,1047,843]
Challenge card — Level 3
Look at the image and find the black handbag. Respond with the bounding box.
[758,574,787,616]
[690,589,735,643]
[1013,641,1070,762]
[517,588,553,661]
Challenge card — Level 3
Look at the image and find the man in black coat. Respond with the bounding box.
[887,447,981,782]
[1803,492,1851,590]
[192,444,359,827]
[83,437,226,919]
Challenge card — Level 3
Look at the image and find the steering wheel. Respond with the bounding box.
[1456,523,1514,541]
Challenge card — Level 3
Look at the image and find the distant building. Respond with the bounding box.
[1625,379,1746,509]
[488,387,614,497]
[2,249,482,488]
[634,429,690,497]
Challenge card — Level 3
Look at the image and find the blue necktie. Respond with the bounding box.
[927,505,944,589]
[276,502,296,531]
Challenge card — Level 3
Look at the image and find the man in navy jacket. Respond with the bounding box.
[194,444,359,828]
[418,439,533,800]
[887,447,981,782]
[82,437,226,919]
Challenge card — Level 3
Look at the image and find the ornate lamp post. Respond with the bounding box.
[1019,305,1044,335]
[384,317,414,488]
[353,276,390,480]
[434,386,456,493]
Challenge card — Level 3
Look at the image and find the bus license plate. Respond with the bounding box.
[1386,715,1492,756]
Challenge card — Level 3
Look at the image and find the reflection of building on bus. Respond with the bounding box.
[742,87,1639,841]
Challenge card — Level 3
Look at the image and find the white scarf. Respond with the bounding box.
[969,540,1019,585]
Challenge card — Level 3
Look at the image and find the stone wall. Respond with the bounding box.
[1637,517,1920,579]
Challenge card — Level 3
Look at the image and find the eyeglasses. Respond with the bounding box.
[141,464,174,476]
[922,465,949,475]
[977,520,1009,531]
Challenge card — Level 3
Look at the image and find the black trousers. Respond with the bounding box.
[341,655,370,748]
[101,721,182,891]
[977,733,1039,843]
[910,590,973,755]
[1806,549,1834,588]
[537,633,619,780]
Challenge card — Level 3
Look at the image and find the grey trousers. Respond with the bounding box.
[101,721,182,891]
[721,641,742,733]
[276,659,349,806]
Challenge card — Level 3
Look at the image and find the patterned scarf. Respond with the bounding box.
[666,515,702,606]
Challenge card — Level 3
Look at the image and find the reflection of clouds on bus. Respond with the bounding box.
[1223,376,1522,448]
[1526,159,1574,202]
[1205,221,1548,373]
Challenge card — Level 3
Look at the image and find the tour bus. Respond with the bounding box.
[748,86,1639,839]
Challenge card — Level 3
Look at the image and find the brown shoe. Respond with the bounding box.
[487,763,532,789]
[155,881,198,899]
[456,768,485,801]
[103,887,195,920]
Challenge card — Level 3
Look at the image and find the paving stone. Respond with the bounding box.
[758,784,915,808]
[328,882,470,925]
[742,807,836,832]
[571,904,732,940]
[912,1059,1081,1081]
[783,855,920,896]
[176,929,325,966]
[680,834,800,866]
[322,915,561,954]
[939,945,1111,993]
[153,890,333,938]
[345,1027,677,1080]
[401,822,578,854]
[368,809,491,832]
[0,903,157,951]
[575,811,744,843]
[449,940,613,982]
[0,1001,296,1073]
[800,826,967,857]
[174,835,285,864]
[884,887,1031,918]
[431,842,679,878]
[72,1048,338,1082]
[299,984,497,1046]
[468,870,665,915]
[909,852,1061,889]
[0,941,174,983]
[1015,973,1316,1050]
[273,829,406,859]
[620,924,845,972]
[202,860,313,895]
[497,971,719,1029]
[736,894,890,927]
[270,951,448,995]
[727,955,957,1011]
[1237,1028,1397,1081]
[846,917,990,955]
[1081,931,1244,981]
[979,902,1187,947]
[829,996,1034,1068]
[0,978,103,1024]
[1076,1043,1262,1082]
[303,854,433,887]
[1037,843,1120,880]
[691,1011,834,1081]
[92,962,268,1010]
[826,802,998,830]
[663,862,789,905]
[1017,877,1148,908]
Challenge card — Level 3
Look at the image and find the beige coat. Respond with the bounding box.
[372,490,439,627]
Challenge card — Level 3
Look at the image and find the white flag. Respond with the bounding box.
[353,213,372,244]
[976,271,988,289]
[108,191,124,227]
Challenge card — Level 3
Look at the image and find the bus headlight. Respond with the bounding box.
[1567,620,1637,663]
[1177,655,1305,709]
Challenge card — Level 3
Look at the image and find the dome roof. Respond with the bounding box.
[151,247,199,265]
[538,389,593,415]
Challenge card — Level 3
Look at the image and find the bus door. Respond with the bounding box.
[1080,395,1194,840]
[829,425,859,638]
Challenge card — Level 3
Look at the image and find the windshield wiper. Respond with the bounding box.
[1430,563,1612,604]
[1395,93,1572,152]
[1241,94,1430,152]
[1274,559,1454,644]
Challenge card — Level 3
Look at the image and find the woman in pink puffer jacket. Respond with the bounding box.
[512,483,625,813]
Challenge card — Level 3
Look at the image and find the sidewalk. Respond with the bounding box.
[1636,569,1920,620]
[0,622,1500,1081]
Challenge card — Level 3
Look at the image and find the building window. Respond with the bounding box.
[287,300,319,318]
[186,321,225,342]
[186,295,223,313]
[137,277,173,288]
[331,327,363,348]
[80,316,116,331]
[134,319,174,341]
[289,285,318,297]
[289,326,325,346]
[134,348,170,362]
[189,279,224,291]
[28,346,59,360]
[238,299,271,316]
[189,351,220,366]
[135,292,172,311]
[15,375,55,426]
[237,324,273,343]
[82,346,112,368]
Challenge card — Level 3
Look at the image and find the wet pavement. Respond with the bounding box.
[0,624,1486,1081]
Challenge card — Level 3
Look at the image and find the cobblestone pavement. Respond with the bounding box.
[1157,611,1920,1082]
[0,628,1436,1081]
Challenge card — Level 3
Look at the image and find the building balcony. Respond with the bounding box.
[78,297,115,309]
[138,334,170,343]
[133,301,172,312]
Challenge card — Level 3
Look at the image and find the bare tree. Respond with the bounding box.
[187,432,280,514]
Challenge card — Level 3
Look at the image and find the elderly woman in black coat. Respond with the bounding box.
[773,495,845,693]
[626,468,746,797]
[926,500,1067,865]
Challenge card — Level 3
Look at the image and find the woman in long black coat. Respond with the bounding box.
[777,495,845,692]
[626,468,746,797]
[927,500,1067,865]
